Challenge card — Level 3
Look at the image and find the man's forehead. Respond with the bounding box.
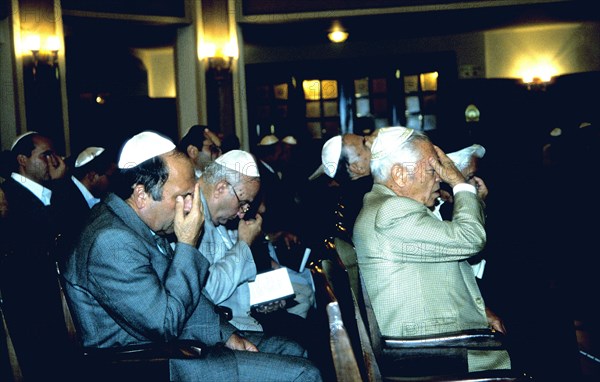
[32,137,53,152]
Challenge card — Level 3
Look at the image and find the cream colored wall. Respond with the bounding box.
[485,22,600,81]
[133,47,176,98]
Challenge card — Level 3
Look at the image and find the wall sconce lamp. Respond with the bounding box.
[23,35,60,79]
[200,42,237,76]
[523,76,552,91]
[520,64,555,91]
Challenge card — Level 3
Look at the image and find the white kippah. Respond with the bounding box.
[118,131,175,169]
[447,144,486,171]
[370,126,414,161]
[281,136,297,145]
[75,147,105,168]
[215,149,260,177]
[258,135,279,146]
[321,135,342,178]
[11,131,39,151]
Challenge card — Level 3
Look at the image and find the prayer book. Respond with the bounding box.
[248,267,295,307]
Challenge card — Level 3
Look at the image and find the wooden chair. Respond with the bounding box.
[310,259,381,382]
[0,234,207,382]
[326,237,531,382]
[0,290,23,382]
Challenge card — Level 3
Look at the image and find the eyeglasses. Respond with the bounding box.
[227,182,250,213]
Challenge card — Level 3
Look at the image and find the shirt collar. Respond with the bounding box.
[11,172,52,206]
[71,176,100,208]
[260,160,275,174]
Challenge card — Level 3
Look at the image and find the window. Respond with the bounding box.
[302,79,340,139]
[402,71,438,131]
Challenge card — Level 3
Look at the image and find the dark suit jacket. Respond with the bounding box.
[63,193,239,379]
[51,177,93,257]
[0,177,71,380]
[257,161,299,235]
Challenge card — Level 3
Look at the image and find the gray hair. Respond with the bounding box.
[202,161,260,188]
[370,130,430,184]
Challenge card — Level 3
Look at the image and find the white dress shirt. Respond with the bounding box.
[11,172,52,206]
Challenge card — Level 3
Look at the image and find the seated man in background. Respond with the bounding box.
[434,143,488,221]
[353,126,511,372]
[307,131,376,240]
[0,131,69,381]
[51,146,117,256]
[63,131,322,382]
[254,134,301,248]
[177,124,222,178]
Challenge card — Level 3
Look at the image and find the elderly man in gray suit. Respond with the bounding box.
[63,131,321,381]
[353,127,511,373]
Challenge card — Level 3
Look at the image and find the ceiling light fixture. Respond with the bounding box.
[328,22,348,43]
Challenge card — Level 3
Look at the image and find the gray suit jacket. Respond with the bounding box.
[63,193,238,379]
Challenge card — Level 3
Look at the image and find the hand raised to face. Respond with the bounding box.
[46,153,66,180]
[174,182,204,246]
[429,145,467,188]
[238,213,263,246]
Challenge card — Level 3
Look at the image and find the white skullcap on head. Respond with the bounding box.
[282,136,297,145]
[215,149,260,177]
[370,126,414,161]
[11,131,39,151]
[258,135,279,146]
[118,131,175,169]
[75,147,105,168]
[447,144,486,171]
[321,135,343,178]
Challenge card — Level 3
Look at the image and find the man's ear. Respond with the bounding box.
[16,154,28,168]
[131,184,149,209]
[213,180,229,199]
[390,164,406,187]
[186,144,199,160]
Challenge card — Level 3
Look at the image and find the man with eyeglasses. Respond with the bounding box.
[195,150,266,331]
[196,149,322,367]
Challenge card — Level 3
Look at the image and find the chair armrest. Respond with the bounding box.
[382,329,505,349]
[83,339,206,362]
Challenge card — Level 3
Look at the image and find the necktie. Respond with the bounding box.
[154,235,174,258]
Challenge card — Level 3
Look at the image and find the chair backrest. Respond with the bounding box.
[54,262,82,348]
[0,290,23,382]
[313,248,383,382]
[331,237,384,353]
[333,237,362,305]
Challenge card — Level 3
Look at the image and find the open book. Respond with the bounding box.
[248,267,295,308]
